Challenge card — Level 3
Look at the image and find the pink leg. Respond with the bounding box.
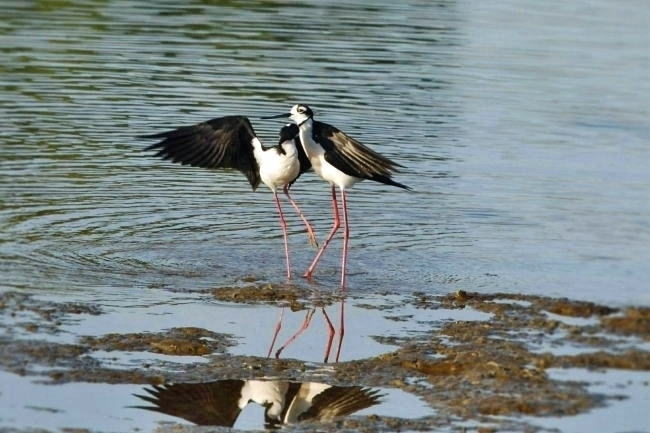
[284,185,318,247]
[335,298,346,362]
[273,191,291,280]
[340,189,350,289]
[303,186,340,279]
[321,308,336,363]
[266,307,284,358]
[275,309,315,358]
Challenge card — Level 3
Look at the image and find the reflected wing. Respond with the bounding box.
[298,385,383,421]
[313,121,410,190]
[141,115,261,189]
[132,380,245,426]
[278,123,311,187]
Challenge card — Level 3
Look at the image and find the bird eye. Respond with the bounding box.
[297,107,305,113]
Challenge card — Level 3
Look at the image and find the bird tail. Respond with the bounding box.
[374,175,412,191]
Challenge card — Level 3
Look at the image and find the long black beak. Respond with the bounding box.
[260,113,291,120]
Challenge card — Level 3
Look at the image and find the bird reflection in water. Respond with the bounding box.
[267,296,346,363]
[133,379,382,428]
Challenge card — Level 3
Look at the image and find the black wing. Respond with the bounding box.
[313,121,410,190]
[298,385,383,421]
[278,123,312,188]
[140,116,261,190]
[131,380,245,426]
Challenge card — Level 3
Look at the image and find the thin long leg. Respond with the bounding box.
[321,307,336,363]
[266,307,285,358]
[340,188,350,289]
[303,186,340,279]
[275,309,315,358]
[284,185,318,247]
[335,298,346,362]
[273,191,291,280]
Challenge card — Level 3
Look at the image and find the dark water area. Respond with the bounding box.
[1,0,648,304]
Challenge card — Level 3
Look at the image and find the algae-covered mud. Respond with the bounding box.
[0,288,647,432]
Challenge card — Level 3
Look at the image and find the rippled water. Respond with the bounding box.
[1,0,649,304]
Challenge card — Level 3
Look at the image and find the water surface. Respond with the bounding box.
[1,1,649,301]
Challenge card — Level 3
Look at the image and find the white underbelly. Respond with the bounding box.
[259,155,300,190]
[313,155,362,189]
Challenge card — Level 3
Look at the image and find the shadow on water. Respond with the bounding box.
[267,297,346,363]
[133,379,383,429]
[0,369,430,432]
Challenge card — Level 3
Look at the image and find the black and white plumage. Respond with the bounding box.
[132,379,383,428]
[140,116,316,279]
[263,104,410,288]
[310,118,410,190]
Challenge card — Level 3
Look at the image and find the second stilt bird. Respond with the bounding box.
[263,104,411,289]
[140,116,315,280]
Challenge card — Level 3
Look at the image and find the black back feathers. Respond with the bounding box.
[312,121,410,190]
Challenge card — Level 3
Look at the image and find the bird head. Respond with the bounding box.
[289,104,313,124]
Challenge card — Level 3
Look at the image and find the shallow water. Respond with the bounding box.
[1,0,648,304]
[528,368,650,433]
[2,289,648,432]
[9,288,491,364]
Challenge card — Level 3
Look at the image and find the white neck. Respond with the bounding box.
[297,118,321,158]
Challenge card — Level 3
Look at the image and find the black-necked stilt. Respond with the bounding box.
[140,116,316,280]
[263,104,410,289]
[134,379,382,427]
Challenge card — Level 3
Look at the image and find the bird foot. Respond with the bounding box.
[302,271,313,280]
